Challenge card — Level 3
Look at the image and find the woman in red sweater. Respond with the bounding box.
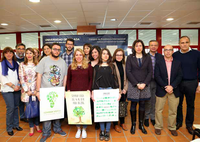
[67,48,93,139]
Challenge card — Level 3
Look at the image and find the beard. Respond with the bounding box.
[51,53,59,58]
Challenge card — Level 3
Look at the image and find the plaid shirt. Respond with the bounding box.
[60,50,74,68]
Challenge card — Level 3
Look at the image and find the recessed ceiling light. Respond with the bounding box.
[166,18,174,21]
[110,18,117,21]
[54,20,61,23]
[29,0,40,3]
[1,23,8,26]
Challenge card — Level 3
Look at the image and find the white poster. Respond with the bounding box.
[65,91,92,125]
[94,89,119,122]
[40,87,65,122]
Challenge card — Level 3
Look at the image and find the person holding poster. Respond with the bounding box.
[126,39,152,135]
[89,45,101,130]
[112,48,128,133]
[92,48,119,141]
[19,48,42,136]
[67,48,93,139]
[83,43,92,62]
[36,43,68,142]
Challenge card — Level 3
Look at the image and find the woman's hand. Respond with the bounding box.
[91,91,95,102]
[118,93,121,101]
[13,85,20,91]
[140,83,146,90]
[36,92,40,101]
[122,89,126,94]
[27,91,32,96]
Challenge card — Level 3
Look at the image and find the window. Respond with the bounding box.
[0,34,16,50]
[97,30,116,35]
[138,30,156,46]
[59,31,77,35]
[40,32,58,47]
[162,30,179,46]
[181,29,198,45]
[21,33,38,48]
[118,30,136,46]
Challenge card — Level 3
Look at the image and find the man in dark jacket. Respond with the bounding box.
[154,45,182,136]
[145,40,163,127]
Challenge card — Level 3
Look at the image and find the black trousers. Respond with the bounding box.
[177,80,198,127]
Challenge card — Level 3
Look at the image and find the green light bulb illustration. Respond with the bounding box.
[47,92,58,108]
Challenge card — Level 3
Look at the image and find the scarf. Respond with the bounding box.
[1,59,19,80]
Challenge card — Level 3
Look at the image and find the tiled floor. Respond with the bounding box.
[0,93,200,142]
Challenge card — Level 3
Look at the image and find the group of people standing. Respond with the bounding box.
[0,36,199,142]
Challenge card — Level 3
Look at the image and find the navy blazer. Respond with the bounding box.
[154,57,183,98]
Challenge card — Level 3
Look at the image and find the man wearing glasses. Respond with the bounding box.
[154,45,182,136]
[36,43,67,142]
[15,43,26,63]
[61,38,75,67]
[15,43,28,123]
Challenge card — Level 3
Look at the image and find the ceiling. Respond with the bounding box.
[0,0,200,33]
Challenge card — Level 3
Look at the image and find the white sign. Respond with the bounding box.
[94,89,119,122]
[40,87,65,121]
[65,91,92,125]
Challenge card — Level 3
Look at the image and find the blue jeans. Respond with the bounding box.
[76,125,87,129]
[2,91,21,132]
[42,120,62,137]
[19,94,25,119]
[99,87,112,132]
[25,103,39,128]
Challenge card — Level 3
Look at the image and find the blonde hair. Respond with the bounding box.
[71,48,88,70]
[33,48,41,61]
[24,48,38,65]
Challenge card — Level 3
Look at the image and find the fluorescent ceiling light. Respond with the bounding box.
[1,23,8,26]
[166,18,174,21]
[110,18,117,21]
[54,20,61,23]
[29,0,40,2]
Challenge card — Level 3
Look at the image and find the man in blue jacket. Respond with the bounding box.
[154,45,182,136]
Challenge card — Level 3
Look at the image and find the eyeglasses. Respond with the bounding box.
[164,49,173,51]
[52,48,61,52]
[17,48,25,51]
[116,54,123,57]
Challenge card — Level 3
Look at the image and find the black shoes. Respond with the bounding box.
[99,131,104,141]
[95,123,100,130]
[151,119,155,126]
[139,121,147,134]
[186,127,194,135]
[144,119,149,127]
[13,126,23,131]
[130,122,136,134]
[176,123,182,130]
[104,131,110,141]
[20,118,28,123]
[7,131,14,136]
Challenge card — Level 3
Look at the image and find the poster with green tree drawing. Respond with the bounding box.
[65,91,92,125]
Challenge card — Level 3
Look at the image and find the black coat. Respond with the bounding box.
[154,57,183,98]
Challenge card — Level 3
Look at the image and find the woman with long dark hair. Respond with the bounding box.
[126,39,152,135]
[40,44,51,60]
[0,47,23,136]
[92,48,119,141]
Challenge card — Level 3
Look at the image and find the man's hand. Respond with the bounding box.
[165,85,173,94]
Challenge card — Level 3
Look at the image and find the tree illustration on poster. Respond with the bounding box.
[73,106,85,123]
[47,92,58,108]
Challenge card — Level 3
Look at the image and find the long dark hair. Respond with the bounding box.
[132,39,147,56]
[89,46,101,61]
[99,48,113,67]
[40,44,51,60]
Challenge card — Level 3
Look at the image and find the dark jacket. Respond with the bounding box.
[126,54,153,86]
[154,57,183,98]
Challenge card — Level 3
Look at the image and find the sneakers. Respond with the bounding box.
[104,131,110,141]
[99,131,105,141]
[40,135,50,142]
[75,129,81,138]
[82,129,87,139]
[55,130,66,136]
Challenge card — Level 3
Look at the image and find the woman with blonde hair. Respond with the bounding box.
[67,48,93,139]
[19,48,41,136]
[33,48,41,62]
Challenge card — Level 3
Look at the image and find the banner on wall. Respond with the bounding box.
[94,89,119,122]
[43,34,128,55]
[65,91,92,125]
[40,87,65,122]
